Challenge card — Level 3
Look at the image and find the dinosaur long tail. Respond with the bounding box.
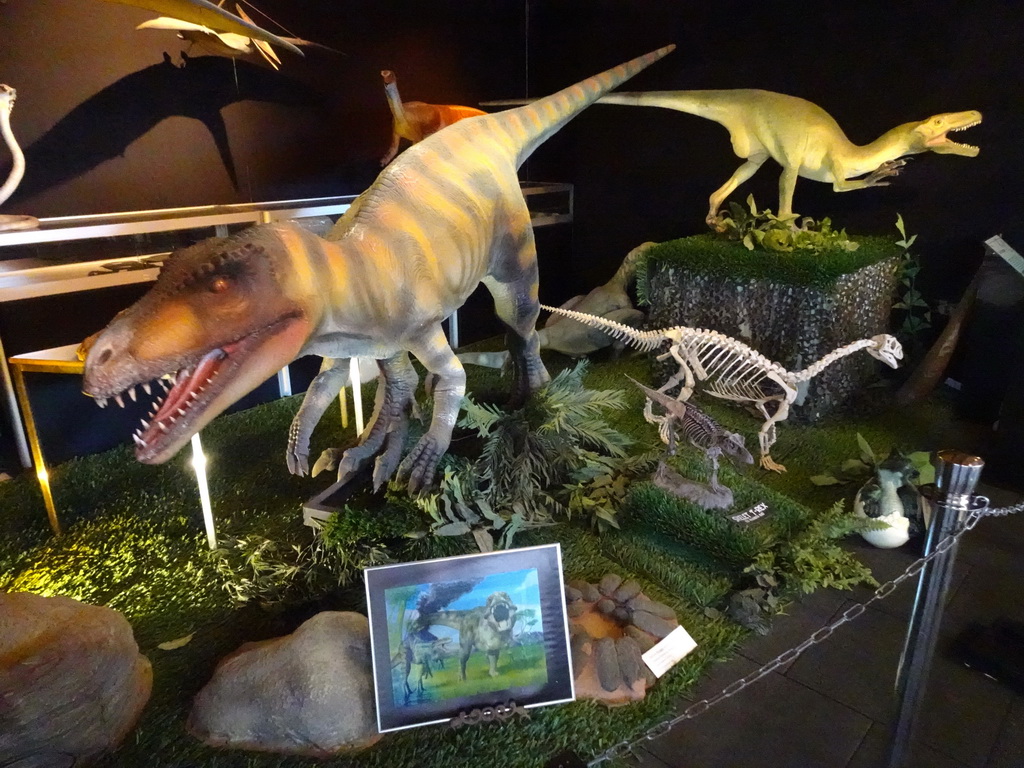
[540,304,667,352]
[596,90,734,122]
[499,45,675,169]
[611,241,656,288]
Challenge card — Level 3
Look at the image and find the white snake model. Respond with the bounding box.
[0,85,39,232]
[540,304,903,472]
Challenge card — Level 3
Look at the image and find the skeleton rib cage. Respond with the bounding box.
[541,304,903,472]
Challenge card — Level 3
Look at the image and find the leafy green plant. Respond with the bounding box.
[209,521,392,606]
[810,433,934,487]
[406,362,643,547]
[892,214,932,344]
[716,195,860,254]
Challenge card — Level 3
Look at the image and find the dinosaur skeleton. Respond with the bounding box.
[627,376,751,491]
[542,304,903,472]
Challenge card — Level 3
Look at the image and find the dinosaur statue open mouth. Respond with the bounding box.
[90,314,306,464]
[927,118,982,156]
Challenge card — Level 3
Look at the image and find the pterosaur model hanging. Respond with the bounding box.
[136,4,335,70]
[100,0,301,56]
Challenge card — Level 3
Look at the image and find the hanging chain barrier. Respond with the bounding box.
[586,493,1024,767]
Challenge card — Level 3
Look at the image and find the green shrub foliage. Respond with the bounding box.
[406,362,653,547]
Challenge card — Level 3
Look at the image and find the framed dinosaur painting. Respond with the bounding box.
[365,544,574,733]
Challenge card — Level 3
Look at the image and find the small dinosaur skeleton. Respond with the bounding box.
[627,375,751,491]
[594,89,982,227]
[380,69,487,166]
[541,305,903,472]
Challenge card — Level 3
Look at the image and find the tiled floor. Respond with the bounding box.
[633,484,1024,768]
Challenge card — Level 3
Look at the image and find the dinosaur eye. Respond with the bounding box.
[209,276,230,294]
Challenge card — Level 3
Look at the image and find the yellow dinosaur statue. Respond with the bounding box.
[596,89,981,227]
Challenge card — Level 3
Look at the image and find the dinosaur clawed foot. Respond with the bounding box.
[372,415,410,491]
[759,455,787,473]
[706,212,729,233]
[396,434,444,495]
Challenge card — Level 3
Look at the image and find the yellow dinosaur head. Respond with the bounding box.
[910,110,982,157]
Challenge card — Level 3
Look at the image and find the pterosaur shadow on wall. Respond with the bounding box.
[5,53,324,202]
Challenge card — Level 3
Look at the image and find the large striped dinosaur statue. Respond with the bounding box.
[81,44,675,494]
[379,69,486,166]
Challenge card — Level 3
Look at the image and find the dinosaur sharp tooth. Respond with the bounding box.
[168,415,177,424]
[158,421,168,432]
[178,368,191,383]
[133,433,146,447]
[177,408,187,416]
[128,386,137,402]
[114,394,125,408]
[142,382,152,396]
[140,419,149,429]
[96,397,107,409]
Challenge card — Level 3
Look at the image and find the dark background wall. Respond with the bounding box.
[1,0,1022,468]
[2,0,1020,298]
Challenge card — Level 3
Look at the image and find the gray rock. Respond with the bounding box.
[188,611,380,757]
[598,573,623,596]
[612,607,632,623]
[616,636,644,687]
[0,592,152,768]
[625,625,658,652]
[627,597,677,620]
[564,586,583,603]
[596,598,616,615]
[612,580,643,603]
[581,583,602,602]
[567,579,589,592]
[631,610,676,639]
[570,632,590,680]
[566,601,587,619]
[594,638,622,693]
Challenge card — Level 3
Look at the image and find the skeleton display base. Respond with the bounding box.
[645,241,901,422]
[651,460,735,510]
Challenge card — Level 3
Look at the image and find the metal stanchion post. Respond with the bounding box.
[885,449,984,768]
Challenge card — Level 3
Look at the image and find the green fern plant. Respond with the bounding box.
[716,195,860,254]
[892,214,932,345]
[406,362,642,547]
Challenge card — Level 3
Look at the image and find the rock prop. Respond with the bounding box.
[188,611,381,757]
[0,592,152,767]
[646,246,901,422]
[565,575,680,705]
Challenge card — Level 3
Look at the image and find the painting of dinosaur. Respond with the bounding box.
[595,90,981,227]
[81,45,675,494]
[540,304,902,472]
[379,70,486,166]
[418,592,518,681]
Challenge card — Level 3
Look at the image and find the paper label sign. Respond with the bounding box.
[985,235,1024,278]
[642,625,698,678]
[729,501,770,525]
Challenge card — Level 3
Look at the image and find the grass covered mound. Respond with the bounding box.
[637,233,900,296]
[0,351,956,768]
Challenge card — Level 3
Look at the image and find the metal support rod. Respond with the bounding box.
[886,449,984,768]
[0,333,32,468]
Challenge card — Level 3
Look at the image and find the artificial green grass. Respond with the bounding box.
[637,233,900,296]
[0,350,963,768]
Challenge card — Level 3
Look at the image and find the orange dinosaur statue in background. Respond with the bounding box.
[379,69,485,166]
